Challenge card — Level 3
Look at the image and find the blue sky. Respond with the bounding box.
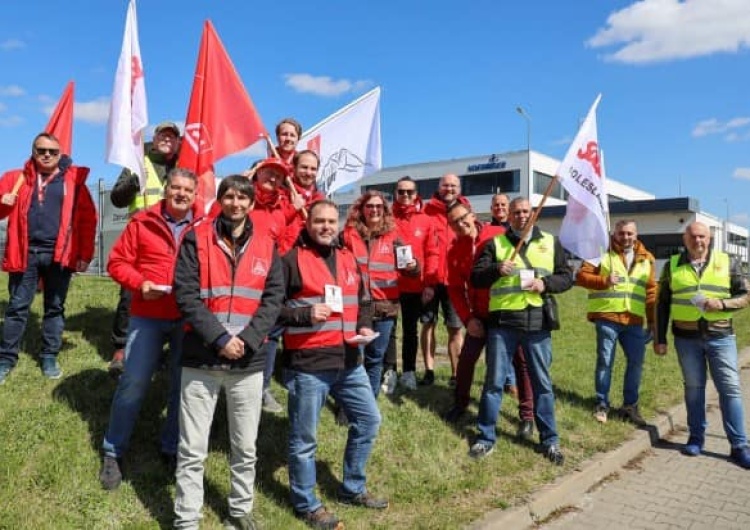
[0,0,748,224]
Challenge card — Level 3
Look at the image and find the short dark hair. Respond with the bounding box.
[308,199,338,218]
[31,132,60,153]
[396,176,416,187]
[165,168,197,188]
[275,118,302,138]
[217,174,255,201]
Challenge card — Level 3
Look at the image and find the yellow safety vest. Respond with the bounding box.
[128,156,164,213]
[489,232,555,312]
[669,251,732,321]
[587,251,650,317]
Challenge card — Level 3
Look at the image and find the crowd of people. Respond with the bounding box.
[1,119,750,530]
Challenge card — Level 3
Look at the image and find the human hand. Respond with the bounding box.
[311,303,332,323]
[498,260,515,276]
[654,343,668,356]
[466,318,485,338]
[1,193,17,206]
[75,260,90,273]
[421,287,435,304]
[219,336,245,360]
[141,280,165,300]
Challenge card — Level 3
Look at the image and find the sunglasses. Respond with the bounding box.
[35,147,60,156]
[364,203,384,210]
[396,189,416,196]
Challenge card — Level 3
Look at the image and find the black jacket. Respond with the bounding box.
[173,216,285,372]
[279,230,373,372]
[110,143,177,208]
[471,226,573,331]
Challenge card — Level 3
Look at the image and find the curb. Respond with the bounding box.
[468,346,750,530]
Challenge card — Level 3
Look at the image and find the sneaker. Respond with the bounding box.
[681,436,704,457]
[262,389,284,414]
[730,446,750,469]
[621,403,647,426]
[443,405,467,424]
[381,369,398,396]
[400,371,417,391]
[334,406,349,427]
[40,355,62,380]
[297,506,343,530]
[545,444,565,466]
[99,456,123,490]
[338,491,389,510]
[108,348,125,378]
[418,370,435,386]
[517,420,535,442]
[468,442,494,459]
[594,403,609,423]
[223,513,259,530]
[0,360,13,385]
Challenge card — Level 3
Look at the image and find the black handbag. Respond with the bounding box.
[541,294,560,330]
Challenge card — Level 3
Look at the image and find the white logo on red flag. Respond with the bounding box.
[183,123,214,156]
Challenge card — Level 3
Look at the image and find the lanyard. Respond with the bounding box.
[36,172,58,204]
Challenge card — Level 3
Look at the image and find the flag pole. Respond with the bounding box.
[261,133,308,220]
[510,176,558,260]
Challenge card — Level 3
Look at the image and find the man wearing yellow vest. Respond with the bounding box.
[470,197,573,464]
[576,219,656,426]
[108,122,181,376]
[655,221,750,468]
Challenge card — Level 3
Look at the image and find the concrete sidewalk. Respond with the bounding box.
[470,348,750,530]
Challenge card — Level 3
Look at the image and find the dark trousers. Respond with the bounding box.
[399,292,422,373]
[0,250,72,364]
[110,286,131,350]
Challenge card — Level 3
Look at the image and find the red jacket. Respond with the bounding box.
[447,222,505,324]
[108,201,201,320]
[250,185,289,247]
[0,158,97,272]
[423,194,472,286]
[279,182,325,254]
[393,199,439,294]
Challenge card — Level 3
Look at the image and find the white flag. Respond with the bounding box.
[557,94,609,264]
[106,0,148,189]
[300,87,382,196]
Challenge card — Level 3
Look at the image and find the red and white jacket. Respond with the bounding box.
[423,194,472,286]
[393,198,439,294]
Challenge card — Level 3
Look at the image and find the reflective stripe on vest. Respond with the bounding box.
[283,247,360,349]
[669,252,732,321]
[128,156,164,213]
[489,232,554,311]
[586,251,651,317]
[347,230,399,301]
[195,221,273,329]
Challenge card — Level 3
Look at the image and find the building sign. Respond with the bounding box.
[467,154,506,172]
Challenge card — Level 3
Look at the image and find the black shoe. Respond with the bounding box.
[418,370,435,386]
[443,405,467,424]
[334,406,349,427]
[338,491,389,510]
[545,444,565,466]
[99,456,123,490]
[517,420,534,441]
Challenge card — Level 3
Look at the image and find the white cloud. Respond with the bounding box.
[587,0,750,64]
[0,115,23,127]
[42,97,110,125]
[0,85,25,97]
[692,116,750,138]
[0,38,25,51]
[733,167,750,180]
[284,73,372,97]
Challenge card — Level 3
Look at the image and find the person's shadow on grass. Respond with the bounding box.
[63,305,117,362]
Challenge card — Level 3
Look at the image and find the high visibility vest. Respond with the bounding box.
[283,247,360,350]
[194,221,274,332]
[669,251,732,321]
[128,156,164,213]
[489,232,554,312]
[346,230,399,301]
[587,251,651,317]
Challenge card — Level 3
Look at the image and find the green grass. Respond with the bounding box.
[0,277,747,529]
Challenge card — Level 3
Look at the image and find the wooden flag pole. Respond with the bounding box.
[261,134,307,220]
[510,175,559,261]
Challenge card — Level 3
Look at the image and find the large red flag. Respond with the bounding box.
[46,81,74,156]
[178,20,267,209]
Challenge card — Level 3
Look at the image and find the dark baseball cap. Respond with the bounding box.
[154,121,180,136]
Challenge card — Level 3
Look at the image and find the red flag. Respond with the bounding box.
[45,81,74,156]
[178,20,267,209]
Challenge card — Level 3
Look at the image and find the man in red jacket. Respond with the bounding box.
[0,133,96,384]
[99,168,201,490]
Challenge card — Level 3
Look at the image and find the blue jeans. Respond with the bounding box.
[594,321,646,408]
[262,325,285,390]
[478,327,558,448]
[0,250,72,364]
[102,316,184,458]
[364,317,396,396]
[674,335,748,449]
[284,365,381,514]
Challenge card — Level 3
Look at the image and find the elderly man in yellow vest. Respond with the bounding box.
[107,122,181,376]
[655,221,750,468]
[576,219,656,426]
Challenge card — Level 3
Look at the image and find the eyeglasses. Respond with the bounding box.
[396,189,416,196]
[364,203,384,210]
[34,147,60,156]
[449,211,472,226]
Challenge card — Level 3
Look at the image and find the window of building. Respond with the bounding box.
[363,183,394,202]
[533,171,568,200]
[460,170,520,196]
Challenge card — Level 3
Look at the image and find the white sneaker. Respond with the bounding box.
[381,369,398,395]
[400,371,417,391]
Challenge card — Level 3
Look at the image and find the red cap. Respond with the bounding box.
[255,157,292,176]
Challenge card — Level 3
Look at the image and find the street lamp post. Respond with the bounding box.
[516,106,532,201]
